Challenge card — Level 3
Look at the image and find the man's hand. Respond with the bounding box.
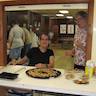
[8,59,18,65]
[8,58,23,65]
[35,63,46,68]
[75,40,82,48]
[65,49,74,57]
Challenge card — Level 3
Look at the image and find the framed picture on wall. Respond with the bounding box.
[67,24,74,34]
[60,24,66,34]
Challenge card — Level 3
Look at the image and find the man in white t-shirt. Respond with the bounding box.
[8,21,25,64]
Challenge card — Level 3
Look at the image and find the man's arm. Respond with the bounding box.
[65,49,75,57]
[17,56,28,65]
[8,56,28,65]
[48,56,54,68]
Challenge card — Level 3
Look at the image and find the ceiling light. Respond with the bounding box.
[56,14,64,17]
[59,10,69,14]
[66,16,73,19]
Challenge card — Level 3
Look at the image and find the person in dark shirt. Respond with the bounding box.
[27,47,54,66]
[17,33,54,68]
[8,33,54,96]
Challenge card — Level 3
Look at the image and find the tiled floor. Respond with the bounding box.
[51,43,74,70]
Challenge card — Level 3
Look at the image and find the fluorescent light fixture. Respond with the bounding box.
[59,10,69,14]
[56,14,64,16]
[66,16,73,19]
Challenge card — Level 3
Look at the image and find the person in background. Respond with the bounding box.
[48,31,54,45]
[21,23,31,57]
[8,33,54,96]
[7,25,12,63]
[16,33,54,68]
[30,26,39,48]
[7,25,11,40]
[71,11,88,70]
[8,20,25,64]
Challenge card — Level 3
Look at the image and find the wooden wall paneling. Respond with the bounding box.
[0,87,8,96]
[86,0,94,60]
[0,4,7,66]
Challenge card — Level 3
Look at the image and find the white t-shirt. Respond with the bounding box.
[8,24,25,49]
[30,32,39,47]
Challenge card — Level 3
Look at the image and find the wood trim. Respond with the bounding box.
[86,0,94,60]
[0,87,8,96]
[1,0,89,6]
[0,4,7,66]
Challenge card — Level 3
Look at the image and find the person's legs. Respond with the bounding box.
[8,47,23,64]
[9,47,22,60]
[9,48,17,60]
[9,48,17,64]
[17,47,23,59]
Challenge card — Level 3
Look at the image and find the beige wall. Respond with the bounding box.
[91,0,96,60]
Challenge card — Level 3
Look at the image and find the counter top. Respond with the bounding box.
[0,65,96,96]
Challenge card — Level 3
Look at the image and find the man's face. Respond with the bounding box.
[40,34,49,48]
[75,15,87,28]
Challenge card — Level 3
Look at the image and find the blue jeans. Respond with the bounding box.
[9,47,23,59]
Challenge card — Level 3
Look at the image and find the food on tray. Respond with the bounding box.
[26,68,61,79]
[74,74,89,84]
[74,79,89,84]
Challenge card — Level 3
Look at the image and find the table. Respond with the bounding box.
[0,65,96,96]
